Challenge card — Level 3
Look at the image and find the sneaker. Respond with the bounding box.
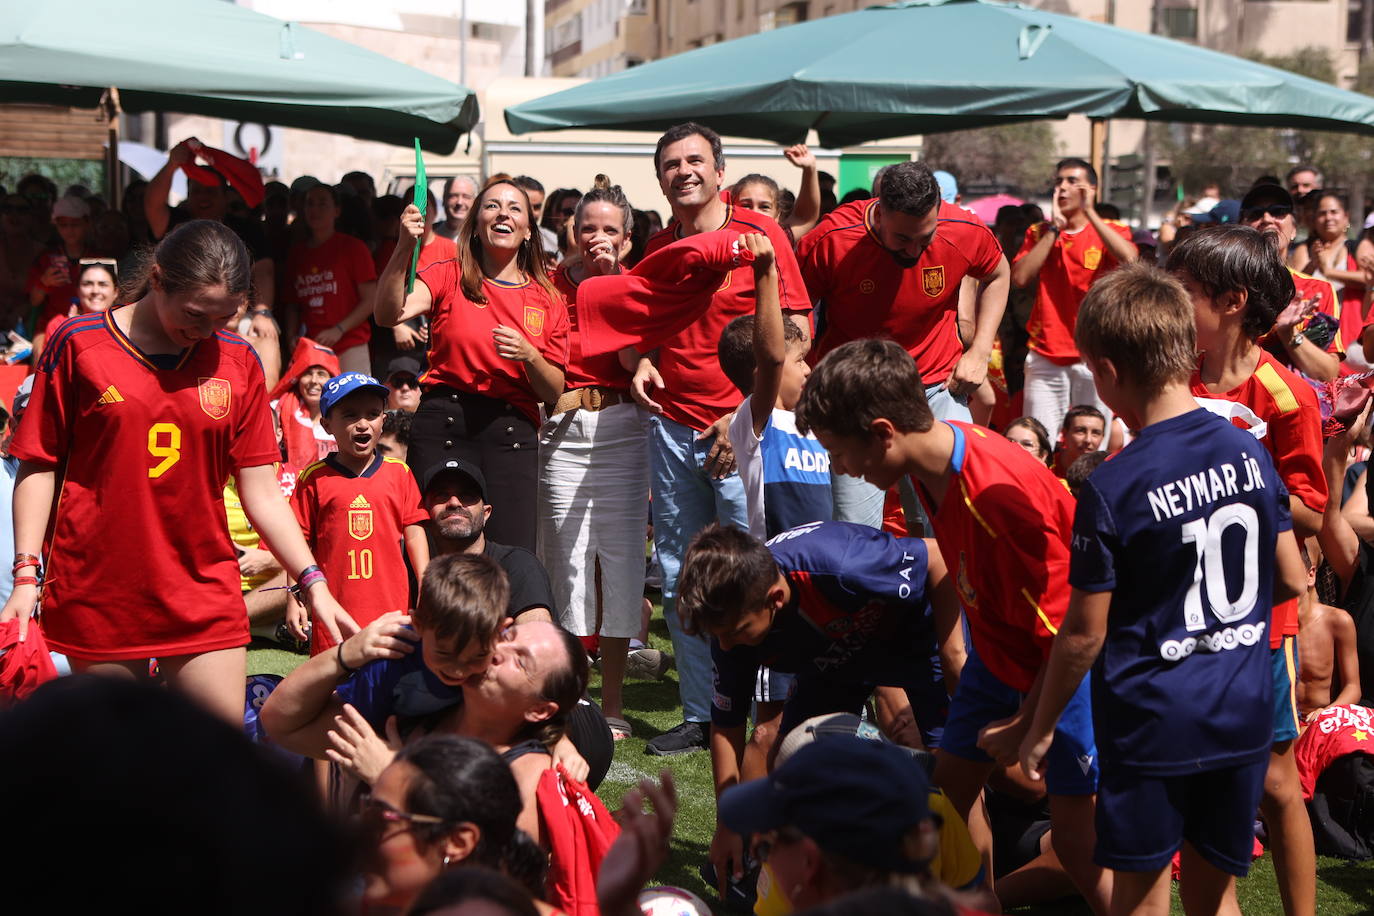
[645,720,708,756]
[625,647,672,681]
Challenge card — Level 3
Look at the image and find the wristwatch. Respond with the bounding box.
[1290,330,1306,347]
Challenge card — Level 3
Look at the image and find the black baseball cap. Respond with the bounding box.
[1240,182,1293,218]
[420,458,486,502]
[718,735,931,874]
[386,356,423,381]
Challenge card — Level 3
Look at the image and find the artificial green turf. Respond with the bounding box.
[248,612,1374,915]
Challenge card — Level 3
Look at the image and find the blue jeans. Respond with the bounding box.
[649,415,747,723]
[832,384,971,528]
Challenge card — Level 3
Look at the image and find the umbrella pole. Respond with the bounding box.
[1090,118,1106,186]
[101,88,123,207]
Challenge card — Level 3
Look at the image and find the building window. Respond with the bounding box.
[776,1,808,27]
[1350,0,1371,44]
[1158,6,1197,41]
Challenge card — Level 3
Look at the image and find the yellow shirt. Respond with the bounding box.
[224,477,275,593]
[930,788,983,890]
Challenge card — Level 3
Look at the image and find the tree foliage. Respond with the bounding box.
[922,121,1060,197]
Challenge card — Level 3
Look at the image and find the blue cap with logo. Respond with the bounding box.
[718,734,931,873]
[319,372,389,417]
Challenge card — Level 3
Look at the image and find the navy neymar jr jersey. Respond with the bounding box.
[1071,408,1290,775]
[711,521,940,727]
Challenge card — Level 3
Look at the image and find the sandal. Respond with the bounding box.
[606,716,633,741]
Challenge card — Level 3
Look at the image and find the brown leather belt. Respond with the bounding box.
[550,386,632,417]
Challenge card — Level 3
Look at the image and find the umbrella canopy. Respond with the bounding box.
[0,0,478,153]
[506,0,1374,147]
[965,193,1023,224]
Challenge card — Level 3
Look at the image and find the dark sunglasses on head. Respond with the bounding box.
[1242,204,1292,222]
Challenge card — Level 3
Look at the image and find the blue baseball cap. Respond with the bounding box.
[718,734,931,873]
[319,372,389,417]
[933,170,958,204]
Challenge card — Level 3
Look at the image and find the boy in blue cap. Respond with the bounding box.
[290,372,429,654]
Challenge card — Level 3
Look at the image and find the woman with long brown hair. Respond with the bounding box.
[375,179,568,551]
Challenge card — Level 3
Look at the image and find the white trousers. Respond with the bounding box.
[537,402,649,638]
[1022,350,1113,446]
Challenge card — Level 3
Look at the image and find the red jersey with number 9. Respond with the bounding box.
[292,453,427,654]
[11,309,280,661]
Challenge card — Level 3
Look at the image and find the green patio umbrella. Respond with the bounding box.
[0,0,478,153]
[506,0,1374,148]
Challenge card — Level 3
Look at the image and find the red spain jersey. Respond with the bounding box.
[643,205,810,431]
[1288,269,1342,357]
[914,421,1075,692]
[552,263,633,390]
[291,453,426,654]
[418,262,569,425]
[373,233,458,275]
[1190,350,1326,647]
[12,309,279,661]
[284,232,378,352]
[1015,219,1133,363]
[797,199,1003,384]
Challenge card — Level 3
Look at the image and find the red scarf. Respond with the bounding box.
[537,764,621,916]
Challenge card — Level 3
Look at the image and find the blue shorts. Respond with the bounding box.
[941,644,1098,795]
[1272,636,1299,744]
[1095,757,1266,877]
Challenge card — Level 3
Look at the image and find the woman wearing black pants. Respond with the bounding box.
[375,179,567,551]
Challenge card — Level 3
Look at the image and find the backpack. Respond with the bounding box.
[1308,752,1374,860]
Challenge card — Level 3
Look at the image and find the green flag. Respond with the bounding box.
[406,138,426,295]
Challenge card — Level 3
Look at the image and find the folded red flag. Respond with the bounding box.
[0,619,59,708]
[574,229,752,357]
[181,141,266,209]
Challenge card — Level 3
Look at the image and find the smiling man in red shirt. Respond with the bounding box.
[632,122,813,755]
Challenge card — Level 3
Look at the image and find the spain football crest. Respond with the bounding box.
[921,266,945,298]
[1083,247,1103,270]
[523,306,546,337]
[859,278,876,294]
[198,377,231,420]
[348,494,374,541]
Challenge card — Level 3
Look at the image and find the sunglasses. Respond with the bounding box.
[1242,204,1292,222]
[389,375,420,389]
[1,205,29,215]
[360,794,448,835]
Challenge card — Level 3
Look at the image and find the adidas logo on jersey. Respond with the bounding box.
[350,494,371,508]
[93,385,124,408]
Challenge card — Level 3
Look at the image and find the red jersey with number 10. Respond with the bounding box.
[292,453,427,654]
[797,199,1003,383]
[914,421,1076,692]
[11,309,279,661]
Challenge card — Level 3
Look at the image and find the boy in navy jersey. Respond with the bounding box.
[678,520,960,898]
[1021,263,1306,915]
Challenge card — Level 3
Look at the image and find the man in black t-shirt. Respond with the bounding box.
[420,458,555,622]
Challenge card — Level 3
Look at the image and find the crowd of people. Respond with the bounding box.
[0,125,1372,916]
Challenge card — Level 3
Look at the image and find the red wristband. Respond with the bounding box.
[13,576,39,587]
